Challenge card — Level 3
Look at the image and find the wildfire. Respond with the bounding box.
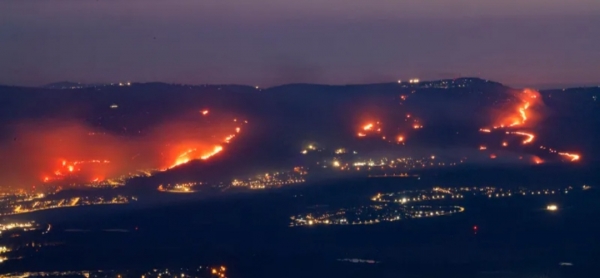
[508,131,535,144]
[224,134,235,143]
[559,152,580,162]
[44,159,112,183]
[519,102,530,124]
[480,89,581,164]
[168,145,224,169]
[201,146,223,160]
[23,110,248,187]
[492,89,541,129]
[166,118,242,169]
[357,121,383,138]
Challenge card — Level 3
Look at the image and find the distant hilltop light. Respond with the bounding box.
[397,80,402,83]
[255,86,259,89]
[547,204,558,211]
[409,78,420,84]
[110,104,118,109]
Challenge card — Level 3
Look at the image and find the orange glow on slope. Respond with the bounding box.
[201,110,209,115]
[2,109,247,188]
[532,156,544,164]
[201,146,223,160]
[508,131,535,144]
[224,134,235,143]
[558,152,580,162]
[492,89,541,129]
[168,145,224,169]
[165,119,242,169]
[519,102,530,124]
[480,89,581,163]
[44,159,112,183]
[357,121,383,138]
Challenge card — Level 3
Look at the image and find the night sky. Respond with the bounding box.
[1,0,599,88]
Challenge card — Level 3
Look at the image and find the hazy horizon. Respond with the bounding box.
[2,1,600,88]
[4,77,599,91]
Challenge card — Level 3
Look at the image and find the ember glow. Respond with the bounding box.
[44,159,112,183]
[480,88,581,163]
[508,131,535,144]
[357,121,382,138]
[492,89,541,129]
[1,111,245,189]
[559,152,580,162]
[168,145,224,169]
[201,146,224,160]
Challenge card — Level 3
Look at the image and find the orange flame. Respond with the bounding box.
[201,146,223,160]
[558,152,580,162]
[508,131,535,144]
[493,89,541,129]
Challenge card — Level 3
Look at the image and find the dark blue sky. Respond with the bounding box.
[1,0,599,88]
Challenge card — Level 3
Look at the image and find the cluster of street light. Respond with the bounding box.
[0,195,136,216]
[290,204,464,227]
[291,185,591,227]
[231,169,307,190]
[0,265,227,278]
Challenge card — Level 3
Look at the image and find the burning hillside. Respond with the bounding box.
[0,111,245,190]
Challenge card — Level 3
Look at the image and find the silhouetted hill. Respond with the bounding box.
[1,78,599,184]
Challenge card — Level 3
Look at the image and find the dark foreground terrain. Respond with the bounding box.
[2,166,599,278]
